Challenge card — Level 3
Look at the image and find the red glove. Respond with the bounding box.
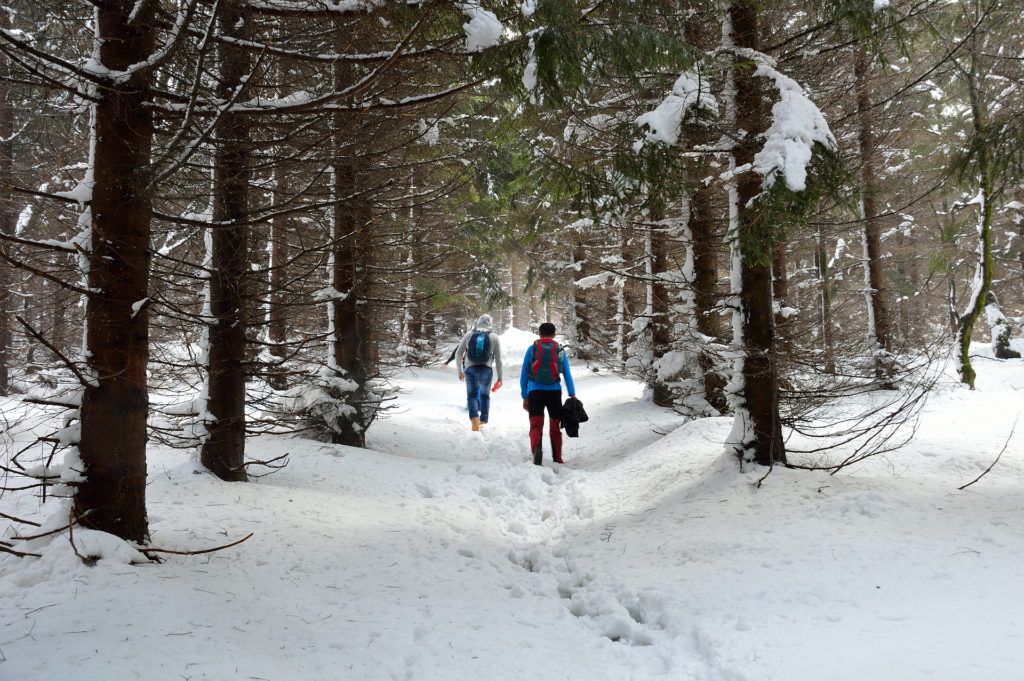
[491,380,502,392]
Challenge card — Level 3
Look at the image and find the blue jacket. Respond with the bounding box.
[520,341,575,398]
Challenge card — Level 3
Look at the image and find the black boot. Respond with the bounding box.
[532,443,543,466]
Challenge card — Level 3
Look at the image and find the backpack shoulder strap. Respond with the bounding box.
[530,339,545,377]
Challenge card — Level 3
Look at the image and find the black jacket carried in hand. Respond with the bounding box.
[559,397,589,437]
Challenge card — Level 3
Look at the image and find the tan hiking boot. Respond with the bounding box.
[471,417,480,432]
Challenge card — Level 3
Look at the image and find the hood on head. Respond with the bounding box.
[474,314,494,332]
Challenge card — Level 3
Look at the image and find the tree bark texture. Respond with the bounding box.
[268,174,290,359]
[0,43,13,396]
[330,154,374,446]
[570,245,594,359]
[75,1,155,542]
[1017,190,1024,306]
[683,14,727,413]
[511,256,530,330]
[692,182,728,414]
[955,53,993,389]
[771,240,790,353]
[854,46,894,387]
[731,2,785,466]
[200,1,250,481]
[815,231,835,372]
[649,219,672,406]
[405,166,430,358]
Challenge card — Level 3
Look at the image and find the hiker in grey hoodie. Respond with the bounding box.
[455,314,503,431]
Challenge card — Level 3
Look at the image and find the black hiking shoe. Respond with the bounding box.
[532,444,543,466]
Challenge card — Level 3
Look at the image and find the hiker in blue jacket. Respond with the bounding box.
[455,314,503,431]
[520,322,576,465]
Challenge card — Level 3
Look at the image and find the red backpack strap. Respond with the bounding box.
[531,339,560,383]
[531,339,543,378]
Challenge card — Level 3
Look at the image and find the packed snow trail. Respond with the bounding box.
[2,331,1024,680]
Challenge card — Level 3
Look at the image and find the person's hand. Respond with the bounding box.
[522,399,529,411]
[458,372,465,381]
[491,380,502,392]
[569,394,576,398]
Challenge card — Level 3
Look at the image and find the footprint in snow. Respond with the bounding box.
[564,585,670,647]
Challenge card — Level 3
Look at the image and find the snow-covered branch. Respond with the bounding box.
[634,70,718,148]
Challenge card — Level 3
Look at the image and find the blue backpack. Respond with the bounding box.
[529,339,561,385]
[466,331,491,363]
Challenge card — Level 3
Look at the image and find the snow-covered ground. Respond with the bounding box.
[2,329,1023,681]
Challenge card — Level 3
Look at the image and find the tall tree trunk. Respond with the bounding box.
[614,227,628,371]
[855,46,894,388]
[266,45,292,371]
[330,157,374,446]
[263,170,289,391]
[530,289,543,326]
[510,256,530,330]
[691,182,728,413]
[75,1,155,542]
[268,170,289,359]
[814,229,835,373]
[771,241,790,353]
[403,167,427,361]
[200,1,250,481]
[329,37,375,446]
[683,13,727,414]
[50,252,73,358]
[20,277,34,369]
[649,217,672,406]
[729,2,785,466]
[0,40,13,396]
[569,245,594,359]
[1016,190,1024,306]
[955,52,993,389]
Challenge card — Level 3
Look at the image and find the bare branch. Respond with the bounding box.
[138,532,254,556]
[959,414,1019,490]
[15,316,91,387]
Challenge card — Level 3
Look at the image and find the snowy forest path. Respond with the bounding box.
[6,346,1024,681]
[216,353,711,677]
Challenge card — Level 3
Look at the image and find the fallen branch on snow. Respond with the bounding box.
[958,413,1019,491]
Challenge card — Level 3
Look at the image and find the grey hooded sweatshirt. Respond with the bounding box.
[455,314,503,382]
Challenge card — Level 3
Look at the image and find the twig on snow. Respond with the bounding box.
[0,511,41,526]
[138,532,254,558]
[242,452,289,477]
[958,413,1019,490]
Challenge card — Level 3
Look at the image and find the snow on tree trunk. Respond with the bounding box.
[956,53,995,390]
[401,165,436,366]
[200,0,250,482]
[956,191,994,388]
[401,229,416,360]
[75,2,155,542]
[614,227,628,372]
[0,40,13,396]
[724,2,785,467]
[689,153,727,415]
[855,46,895,389]
[328,68,376,447]
[814,229,835,373]
[984,293,1020,359]
[771,240,790,354]
[649,214,673,406]
[1015,193,1024,306]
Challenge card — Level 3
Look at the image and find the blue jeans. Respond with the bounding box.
[464,365,493,423]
